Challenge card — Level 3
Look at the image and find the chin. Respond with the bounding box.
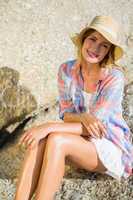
[84,57,100,64]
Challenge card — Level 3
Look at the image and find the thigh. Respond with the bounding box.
[53,133,107,173]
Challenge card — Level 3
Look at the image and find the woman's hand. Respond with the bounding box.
[19,123,52,149]
[80,113,107,139]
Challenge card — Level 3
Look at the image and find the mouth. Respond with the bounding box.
[87,50,99,58]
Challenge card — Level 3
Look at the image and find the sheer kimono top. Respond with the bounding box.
[57,59,133,178]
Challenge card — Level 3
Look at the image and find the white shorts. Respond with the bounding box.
[91,137,124,181]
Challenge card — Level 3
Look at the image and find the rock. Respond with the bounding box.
[0,178,16,200]
[0,142,25,180]
[54,174,133,200]
[123,81,133,136]
[0,67,37,130]
[0,67,19,88]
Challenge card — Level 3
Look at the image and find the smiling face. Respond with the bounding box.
[81,31,112,64]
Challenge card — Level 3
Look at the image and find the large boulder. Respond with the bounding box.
[0,67,37,130]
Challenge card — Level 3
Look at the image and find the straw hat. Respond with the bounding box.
[71,16,124,64]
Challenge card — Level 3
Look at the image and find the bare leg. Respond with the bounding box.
[15,138,47,200]
[35,132,106,200]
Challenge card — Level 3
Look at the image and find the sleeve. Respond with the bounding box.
[57,63,76,120]
[90,69,125,123]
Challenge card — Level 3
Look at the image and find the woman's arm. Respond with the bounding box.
[19,121,85,149]
[19,113,106,150]
[58,63,76,120]
[50,122,83,135]
[64,112,81,122]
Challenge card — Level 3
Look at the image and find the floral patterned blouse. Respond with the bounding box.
[57,59,133,178]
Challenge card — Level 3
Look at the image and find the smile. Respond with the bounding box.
[87,50,99,58]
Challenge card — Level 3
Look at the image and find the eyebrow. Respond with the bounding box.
[89,35,111,45]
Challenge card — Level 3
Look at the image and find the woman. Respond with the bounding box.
[15,16,133,200]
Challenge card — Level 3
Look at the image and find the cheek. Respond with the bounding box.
[81,42,91,55]
[101,48,110,57]
[82,40,93,49]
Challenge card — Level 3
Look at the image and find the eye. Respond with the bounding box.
[86,36,96,42]
[89,38,96,41]
[102,44,109,49]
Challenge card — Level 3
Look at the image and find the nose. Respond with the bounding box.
[92,43,101,54]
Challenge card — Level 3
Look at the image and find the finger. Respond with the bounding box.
[25,133,34,144]
[23,138,35,150]
[92,122,100,131]
[28,139,37,150]
[21,132,33,145]
[92,122,103,138]
[89,124,101,138]
[19,134,26,145]
[80,116,87,124]
[82,120,98,138]
[97,121,107,136]
[81,118,99,138]
[19,134,32,148]
[86,126,97,139]
[81,121,88,133]
[19,131,30,145]
[25,137,35,147]
[81,118,90,129]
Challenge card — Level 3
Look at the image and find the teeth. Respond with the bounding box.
[87,50,98,58]
[87,50,95,57]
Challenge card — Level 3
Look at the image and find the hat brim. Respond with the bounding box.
[71,26,124,62]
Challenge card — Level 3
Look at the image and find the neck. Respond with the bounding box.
[81,59,101,74]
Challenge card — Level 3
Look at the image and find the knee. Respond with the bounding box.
[47,132,68,151]
[26,138,47,154]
